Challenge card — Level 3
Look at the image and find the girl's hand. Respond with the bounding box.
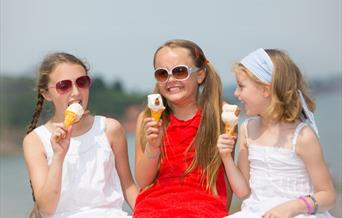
[262,200,297,218]
[144,117,163,151]
[217,133,236,160]
[50,123,72,160]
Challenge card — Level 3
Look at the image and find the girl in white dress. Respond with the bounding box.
[217,48,336,217]
[23,52,138,217]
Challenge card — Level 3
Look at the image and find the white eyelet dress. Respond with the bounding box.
[228,118,334,218]
[34,116,130,218]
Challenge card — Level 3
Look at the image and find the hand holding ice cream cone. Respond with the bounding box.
[54,103,84,142]
[221,104,240,136]
[147,94,165,122]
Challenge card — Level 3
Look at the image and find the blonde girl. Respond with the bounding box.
[218,48,336,218]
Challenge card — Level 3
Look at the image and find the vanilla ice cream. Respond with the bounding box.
[64,102,84,127]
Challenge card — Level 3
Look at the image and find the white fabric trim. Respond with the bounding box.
[298,90,319,137]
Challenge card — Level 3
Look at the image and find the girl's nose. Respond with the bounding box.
[70,83,81,96]
[233,87,239,97]
[167,74,177,82]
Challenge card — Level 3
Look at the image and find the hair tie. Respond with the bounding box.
[194,47,200,58]
[203,59,209,65]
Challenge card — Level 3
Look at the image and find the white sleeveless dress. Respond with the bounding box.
[34,116,130,218]
[227,118,334,218]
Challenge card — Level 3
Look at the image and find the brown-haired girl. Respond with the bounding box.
[218,48,336,217]
[23,52,137,217]
[133,39,234,217]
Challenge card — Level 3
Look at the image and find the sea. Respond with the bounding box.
[0,91,341,218]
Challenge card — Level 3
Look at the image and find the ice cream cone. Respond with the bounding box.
[147,94,165,122]
[222,104,239,136]
[225,123,237,136]
[225,123,231,135]
[64,111,78,127]
[151,109,163,121]
[63,103,84,128]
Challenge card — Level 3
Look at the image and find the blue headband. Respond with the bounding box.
[240,48,319,137]
[240,48,273,84]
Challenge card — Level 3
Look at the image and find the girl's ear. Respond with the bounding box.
[262,84,272,98]
[197,69,206,84]
[40,89,53,102]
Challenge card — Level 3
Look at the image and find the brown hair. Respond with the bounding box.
[139,39,224,193]
[26,52,88,134]
[26,52,88,218]
[235,49,315,122]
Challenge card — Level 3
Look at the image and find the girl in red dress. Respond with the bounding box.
[133,39,234,217]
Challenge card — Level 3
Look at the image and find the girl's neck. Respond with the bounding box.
[258,116,278,128]
[258,115,297,130]
[49,114,64,123]
[169,101,198,120]
[253,116,300,148]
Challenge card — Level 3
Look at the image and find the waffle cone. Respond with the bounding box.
[225,124,231,135]
[151,109,163,121]
[64,111,77,127]
[225,123,236,136]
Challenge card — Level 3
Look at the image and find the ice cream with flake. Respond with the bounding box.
[147,94,165,121]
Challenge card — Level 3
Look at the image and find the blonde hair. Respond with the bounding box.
[139,39,224,193]
[235,49,315,122]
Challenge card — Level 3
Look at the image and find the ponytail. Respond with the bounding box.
[26,93,44,134]
[26,93,44,218]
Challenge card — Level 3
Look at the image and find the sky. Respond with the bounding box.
[1,0,341,92]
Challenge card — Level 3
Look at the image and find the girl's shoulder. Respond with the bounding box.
[103,116,126,144]
[23,122,50,144]
[102,116,127,153]
[104,117,122,128]
[23,129,41,145]
[23,128,46,158]
[103,116,124,134]
[237,117,259,146]
[295,124,320,153]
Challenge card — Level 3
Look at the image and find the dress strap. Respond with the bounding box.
[291,122,307,150]
[98,115,106,131]
[243,118,253,145]
[34,125,53,164]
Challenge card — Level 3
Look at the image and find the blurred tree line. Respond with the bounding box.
[1,74,340,149]
[1,74,341,131]
[0,76,146,136]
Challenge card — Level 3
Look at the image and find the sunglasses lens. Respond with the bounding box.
[76,76,91,88]
[54,76,90,94]
[155,69,169,82]
[56,80,72,93]
[172,66,189,80]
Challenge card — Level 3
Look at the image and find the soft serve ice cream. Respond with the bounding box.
[221,104,240,136]
[64,102,84,127]
[147,94,165,121]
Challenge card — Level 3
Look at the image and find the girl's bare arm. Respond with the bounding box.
[106,118,138,209]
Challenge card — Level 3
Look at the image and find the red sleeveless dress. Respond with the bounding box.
[133,111,228,218]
